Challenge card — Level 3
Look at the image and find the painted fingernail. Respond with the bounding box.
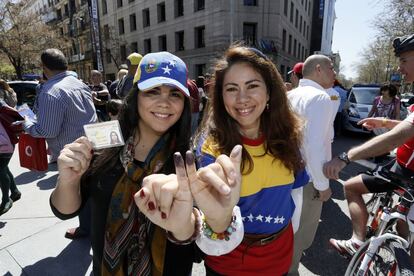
[186,151,194,166]
[173,152,184,167]
[161,212,167,219]
[139,190,145,198]
[148,201,155,211]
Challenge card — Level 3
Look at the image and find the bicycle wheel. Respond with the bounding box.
[345,239,414,276]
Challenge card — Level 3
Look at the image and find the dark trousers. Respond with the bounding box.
[0,154,16,204]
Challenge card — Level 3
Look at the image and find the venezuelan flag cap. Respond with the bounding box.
[133,51,189,97]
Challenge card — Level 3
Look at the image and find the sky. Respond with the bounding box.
[331,0,386,79]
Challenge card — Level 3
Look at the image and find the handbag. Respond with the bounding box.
[0,103,24,144]
[18,133,48,171]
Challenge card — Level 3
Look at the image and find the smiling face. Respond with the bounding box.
[222,62,269,138]
[398,50,414,83]
[137,85,185,137]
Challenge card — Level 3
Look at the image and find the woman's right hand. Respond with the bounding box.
[57,136,94,184]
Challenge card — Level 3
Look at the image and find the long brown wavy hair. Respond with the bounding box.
[196,45,304,174]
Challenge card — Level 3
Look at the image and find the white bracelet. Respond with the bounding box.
[196,206,244,256]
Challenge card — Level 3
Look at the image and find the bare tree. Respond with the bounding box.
[354,0,414,83]
[0,0,68,79]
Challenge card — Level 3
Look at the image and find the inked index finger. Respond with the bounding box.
[173,152,190,193]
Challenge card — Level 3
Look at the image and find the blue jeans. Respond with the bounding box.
[0,153,17,204]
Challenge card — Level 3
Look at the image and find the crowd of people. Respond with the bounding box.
[1,32,414,275]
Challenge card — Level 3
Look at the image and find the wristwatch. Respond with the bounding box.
[337,152,350,165]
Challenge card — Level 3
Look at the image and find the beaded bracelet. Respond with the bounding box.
[166,208,202,245]
[202,214,237,241]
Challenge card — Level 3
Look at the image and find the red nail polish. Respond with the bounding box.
[148,201,155,211]
[139,190,145,198]
[161,212,167,219]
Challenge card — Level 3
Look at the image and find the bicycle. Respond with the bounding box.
[345,161,414,276]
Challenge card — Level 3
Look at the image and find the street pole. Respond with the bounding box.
[230,0,234,43]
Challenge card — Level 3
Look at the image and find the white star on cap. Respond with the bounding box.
[169,60,177,67]
[255,214,263,222]
[162,65,171,75]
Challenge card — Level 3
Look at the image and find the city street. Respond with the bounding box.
[0,132,372,275]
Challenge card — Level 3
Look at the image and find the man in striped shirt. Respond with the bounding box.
[24,48,97,163]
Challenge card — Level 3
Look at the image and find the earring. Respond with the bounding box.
[266,102,270,110]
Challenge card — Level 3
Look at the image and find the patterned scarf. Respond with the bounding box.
[102,133,174,276]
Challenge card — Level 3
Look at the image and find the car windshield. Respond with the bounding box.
[350,87,379,105]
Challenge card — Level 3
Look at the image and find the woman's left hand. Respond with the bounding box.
[134,153,195,241]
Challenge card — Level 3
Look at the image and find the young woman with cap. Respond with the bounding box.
[50,52,238,275]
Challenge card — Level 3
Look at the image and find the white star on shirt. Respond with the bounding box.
[169,60,177,67]
[265,215,273,223]
[256,214,263,222]
[162,65,171,75]
[247,213,254,222]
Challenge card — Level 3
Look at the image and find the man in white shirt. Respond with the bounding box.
[287,54,338,275]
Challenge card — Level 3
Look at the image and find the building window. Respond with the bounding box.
[130,13,137,31]
[59,27,64,36]
[120,45,127,61]
[194,0,205,11]
[302,45,305,60]
[305,0,308,11]
[157,2,166,22]
[102,0,108,14]
[103,24,109,39]
[299,15,302,33]
[303,21,306,36]
[243,0,257,6]
[194,26,205,48]
[288,34,292,54]
[298,42,301,58]
[142,8,150,27]
[280,65,285,79]
[129,0,134,2]
[117,0,122,8]
[64,4,69,16]
[158,35,167,51]
[57,9,62,19]
[243,22,257,46]
[118,18,124,35]
[290,2,294,23]
[175,31,184,51]
[306,25,309,40]
[284,0,288,16]
[105,49,112,63]
[131,42,138,53]
[308,1,311,15]
[295,9,298,28]
[282,29,286,51]
[293,39,297,57]
[195,64,206,77]
[144,39,152,54]
[175,0,184,17]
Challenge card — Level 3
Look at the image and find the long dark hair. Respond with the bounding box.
[88,83,192,176]
[196,45,304,174]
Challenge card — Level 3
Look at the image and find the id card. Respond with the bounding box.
[83,120,125,150]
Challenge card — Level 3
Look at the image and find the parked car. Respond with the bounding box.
[342,84,381,134]
[7,80,38,109]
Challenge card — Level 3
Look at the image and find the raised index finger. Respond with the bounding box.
[173,152,190,193]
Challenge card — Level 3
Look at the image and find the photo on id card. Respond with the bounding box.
[83,120,125,150]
